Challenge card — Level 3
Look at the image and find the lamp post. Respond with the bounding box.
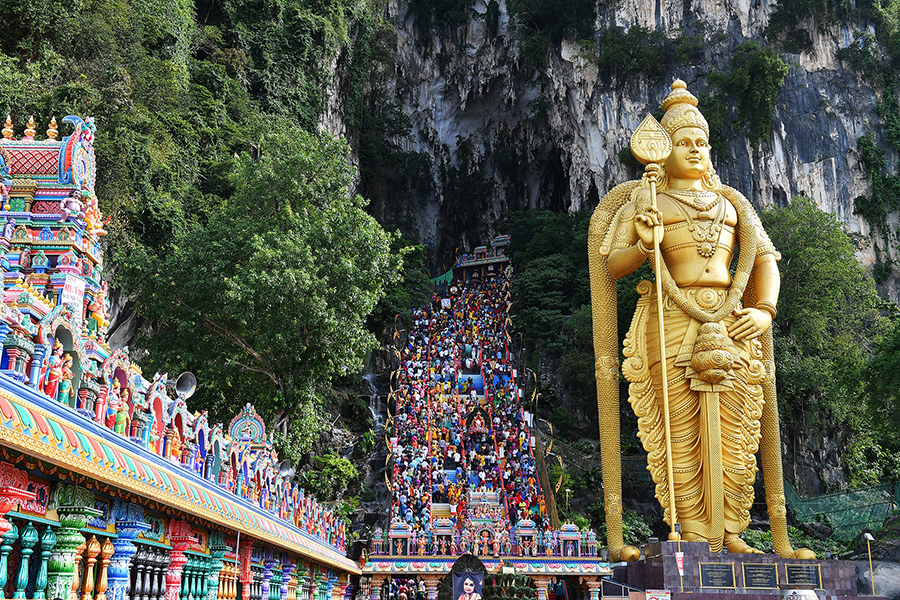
[565,489,571,516]
[864,532,875,596]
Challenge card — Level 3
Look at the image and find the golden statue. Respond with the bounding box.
[589,80,814,561]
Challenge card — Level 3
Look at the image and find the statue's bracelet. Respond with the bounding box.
[755,301,777,319]
[637,240,653,255]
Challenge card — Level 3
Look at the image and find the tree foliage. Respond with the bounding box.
[119,130,400,446]
[506,0,596,73]
[593,26,702,87]
[761,197,889,434]
[723,41,790,147]
[0,0,414,455]
[299,451,360,501]
[503,210,590,354]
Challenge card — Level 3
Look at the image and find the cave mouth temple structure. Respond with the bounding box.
[0,115,617,600]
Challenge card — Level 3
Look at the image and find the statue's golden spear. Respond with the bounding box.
[630,114,681,542]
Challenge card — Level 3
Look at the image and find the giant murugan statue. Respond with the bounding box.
[589,80,814,561]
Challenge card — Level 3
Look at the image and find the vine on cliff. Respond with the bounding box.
[592,26,702,88]
[722,41,790,148]
[507,0,596,73]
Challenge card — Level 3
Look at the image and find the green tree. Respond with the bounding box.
[761,197,889,433]
[724,41,790,147]
[299,451,360,501]
[503,209,590,353]
[369,236,432,333]
[865,319,900,455]
[119,130,401,450]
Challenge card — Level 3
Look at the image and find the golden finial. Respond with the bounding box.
[2,116,13,139]
[47,117,58,140]
[24,116,36,139]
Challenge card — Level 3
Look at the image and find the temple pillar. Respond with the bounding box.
[207,533,229,600]
[165,520,194,600]
[369,576,385,600]
[77,388,92,419]
[96,537,115,600]
[181,556,194,600]
[239,540,254,600]
[46,500,100,600]
[293,573,308,600]
[34,525,57,600]
[578,578,601,600]
[0,521,19,600]
[12,520,39,598]
[28,342,46,388]
[153,547,171,600]
[286,573,297,600]
[110,503,151,600]
[95,383,109,423]
[280,562,294,600]
[81,535,102,600]
[261,553,276,600]
[421,576,440,600]
[531,577,552,600]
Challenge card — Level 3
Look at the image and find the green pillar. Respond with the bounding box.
[34,525,58,600]
[206,534,229,600]
[13,520,39,598]
[46,485,102,600]
[0,522,19,600]
[181,557,194,600]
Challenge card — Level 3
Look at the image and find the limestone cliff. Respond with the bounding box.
[322,0,893,292]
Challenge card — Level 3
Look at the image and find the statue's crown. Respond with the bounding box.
[660,79,709,138]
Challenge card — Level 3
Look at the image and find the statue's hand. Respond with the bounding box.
[635,206,664,248]
[729,307,772,340]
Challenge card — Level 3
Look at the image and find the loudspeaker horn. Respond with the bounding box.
[174,372,197,399]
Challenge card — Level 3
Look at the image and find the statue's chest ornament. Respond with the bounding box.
[668,191,725,258]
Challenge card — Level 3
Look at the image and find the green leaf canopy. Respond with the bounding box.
[121,130,401,445]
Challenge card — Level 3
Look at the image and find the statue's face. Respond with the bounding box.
[665,126,710,180]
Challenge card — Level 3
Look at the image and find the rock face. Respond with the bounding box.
[856,560,900,599]
[321,0,895,291]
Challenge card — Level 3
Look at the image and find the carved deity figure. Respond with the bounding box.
[115,387,130,435]
[106,379,122,429]
[591,80,814,561]
[57,354,75,405]
[42,340,64,399]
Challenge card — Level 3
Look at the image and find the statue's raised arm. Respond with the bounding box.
[589,79,815,561]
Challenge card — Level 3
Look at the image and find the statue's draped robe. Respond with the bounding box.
[602,190,779,551]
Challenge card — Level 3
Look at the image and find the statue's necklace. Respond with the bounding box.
[666,189,720,212]
[670,192,726,258]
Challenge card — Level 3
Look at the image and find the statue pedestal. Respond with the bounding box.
[612,541,885,599]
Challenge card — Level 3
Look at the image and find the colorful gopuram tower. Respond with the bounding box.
[0,115,358,600]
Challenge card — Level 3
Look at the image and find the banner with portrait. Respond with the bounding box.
[453,573,484,600]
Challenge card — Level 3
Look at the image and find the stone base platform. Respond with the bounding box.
[612,541,886,599]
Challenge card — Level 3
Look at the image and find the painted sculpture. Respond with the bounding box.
[0,115,345,554]
[590,80,815,561]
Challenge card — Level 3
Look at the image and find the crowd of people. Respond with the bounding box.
[389,270,546,553]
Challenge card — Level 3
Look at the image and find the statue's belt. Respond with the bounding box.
[641,287,766,390]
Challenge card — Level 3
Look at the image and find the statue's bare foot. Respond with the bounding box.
[794,548,816,559]
[724,535,763,554]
